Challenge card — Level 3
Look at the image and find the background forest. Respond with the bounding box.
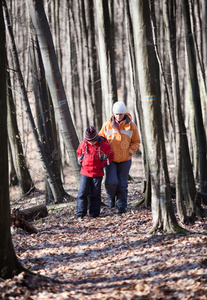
[5,0,207,224]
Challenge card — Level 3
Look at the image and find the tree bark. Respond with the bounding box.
[125,0,151,208]
[94,0,117,121]
[163,0,187,224]
[0,0,22,278]
[12,204,48,223]
[4,0,62,203]
[181,0,207,193]
[84,0,102,130]
[30,33,73,203]
[130,0,180,233]
[7,69,35,195]
[27,0,81,186]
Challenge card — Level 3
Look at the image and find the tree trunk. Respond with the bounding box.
[30,33,73,203]
[163,0,187,224]
[94,0,117,121]
[67,2,83,138]
[7,69,35,195]
[27,0,81,186]
[4,0,62,203]
[103,0,118,103]
[181,0,207,193]
[125,0,151,208]
[84,0,102,130]
[130,0,180,233]
[0,1,21,278]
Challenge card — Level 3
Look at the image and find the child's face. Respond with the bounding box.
[88,141,97,145]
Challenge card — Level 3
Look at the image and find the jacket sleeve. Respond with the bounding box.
[100,143,114,168]
[107,144,114,164]
[129,123,140,156]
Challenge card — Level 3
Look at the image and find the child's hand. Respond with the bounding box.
[101,158,110,168]
[100,154,107,161]
[78,154,84,165]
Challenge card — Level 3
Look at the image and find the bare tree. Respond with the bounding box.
[94,0,118,120]
[125,0,151,207]
[181,0,207,193]
[84,0,103,130]
[7,69,35,196]
[4,0,63,203]
[163,0,197,223]
[0,0,21,278]
[27,0,81,186]
[30,34,73,203]
[130,0,181,233]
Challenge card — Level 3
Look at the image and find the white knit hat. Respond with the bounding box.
[113,102,126,114]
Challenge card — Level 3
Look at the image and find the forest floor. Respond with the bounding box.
[1,157,207,300]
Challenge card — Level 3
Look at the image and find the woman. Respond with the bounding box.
[99,102,140,214]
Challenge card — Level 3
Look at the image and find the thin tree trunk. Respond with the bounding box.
[94,0,117,120]
[7,69,35,195]
[125,0,151,207]
[71,0,88,133]
[80,0,94,127]
[67,1,83,137]
[103,0,118,104]
[84,0,102,130]
[0,0,21,278]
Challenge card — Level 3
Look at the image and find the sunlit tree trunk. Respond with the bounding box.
[125,0,151,207]
[67,1,83,137]
[4,0,62,203]
[94,0,118,121]
[70,0,88,133]
[30,34,73,203]
[130,0,180,233]
[27,0,81,186]
[80,0,95,128]
[84,0,102,130]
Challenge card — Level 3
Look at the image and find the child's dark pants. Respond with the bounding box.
[77,174,103,218]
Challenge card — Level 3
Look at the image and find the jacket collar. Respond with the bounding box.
[110,112,132,128]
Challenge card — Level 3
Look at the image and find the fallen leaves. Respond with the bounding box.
[2,173,207,299]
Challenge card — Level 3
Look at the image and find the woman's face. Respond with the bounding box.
[114,113,125,122]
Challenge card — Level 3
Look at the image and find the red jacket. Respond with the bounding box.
[77,139,114,177]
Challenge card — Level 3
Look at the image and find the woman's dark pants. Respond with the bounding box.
[105,160,131,213]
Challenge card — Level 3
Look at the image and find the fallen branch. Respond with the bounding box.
[11,204,48,234]
[20,204,48,221]
[11,209,38,234]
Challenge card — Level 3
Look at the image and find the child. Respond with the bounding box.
[76,126,114,218]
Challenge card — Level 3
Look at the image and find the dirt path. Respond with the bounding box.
[2,188,207,299]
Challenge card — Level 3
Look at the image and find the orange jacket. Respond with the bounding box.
[99,113,140,163]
